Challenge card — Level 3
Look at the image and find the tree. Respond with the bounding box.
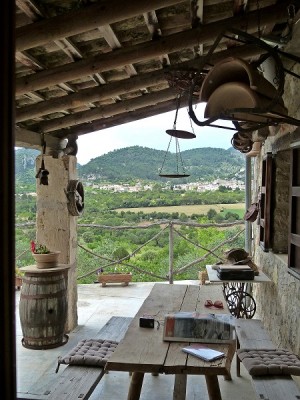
[207,209,217,220]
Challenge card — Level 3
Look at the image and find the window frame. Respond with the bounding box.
[288,142,300,279]
[259,152,273,252]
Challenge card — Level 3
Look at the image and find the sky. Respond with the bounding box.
[75,103,235,165]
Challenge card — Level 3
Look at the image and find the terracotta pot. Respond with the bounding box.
[32,251,61,269]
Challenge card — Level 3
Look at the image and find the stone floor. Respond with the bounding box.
[16,280,256,400]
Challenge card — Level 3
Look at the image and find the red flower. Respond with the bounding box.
[31,240,36,253]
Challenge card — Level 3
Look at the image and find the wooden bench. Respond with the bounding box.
[235,319,300,400]
[41,316,132,400]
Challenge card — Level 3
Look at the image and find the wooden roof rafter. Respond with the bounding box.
[14,0,298,153]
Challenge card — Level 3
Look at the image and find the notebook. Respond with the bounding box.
[182,344,225,362]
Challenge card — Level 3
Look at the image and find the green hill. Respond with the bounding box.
[78,146,245,183]
[15,146,245,186]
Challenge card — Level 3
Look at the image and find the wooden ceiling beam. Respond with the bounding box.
[33,88,179,133]
[143,11,170,66]
[98,24,138,77]
[52,97,198,138]
[15,2,290,95]
[16,0,184,52]
[15,126,67,153]
[15,50,44,71]
[16,0,42,21]
[15,43,263,122]
[16,0,84,94]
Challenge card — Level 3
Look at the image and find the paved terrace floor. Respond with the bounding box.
[16,280,256,400]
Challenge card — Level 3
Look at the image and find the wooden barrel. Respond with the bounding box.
[19,268,68,349]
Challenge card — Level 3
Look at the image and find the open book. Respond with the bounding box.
[182,344,225,362]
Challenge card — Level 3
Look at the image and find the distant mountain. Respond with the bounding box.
[15,146,245,185]
[77,146,245,183]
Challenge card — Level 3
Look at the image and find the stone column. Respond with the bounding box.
[35,154,78,331]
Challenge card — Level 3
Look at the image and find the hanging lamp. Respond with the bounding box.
[159,94,195,178]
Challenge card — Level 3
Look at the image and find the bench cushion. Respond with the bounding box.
[56,339,119,372]
[237,348,300,376]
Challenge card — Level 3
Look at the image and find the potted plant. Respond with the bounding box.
[98,269,132,287]
[98,247,132,287]
[31,240,61,269]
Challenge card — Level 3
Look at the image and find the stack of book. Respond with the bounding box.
[163,312,235,343]
[216,265,255,280]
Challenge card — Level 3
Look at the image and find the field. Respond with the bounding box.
[116,203,245,217]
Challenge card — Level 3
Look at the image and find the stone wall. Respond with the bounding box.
[252,59,300,357]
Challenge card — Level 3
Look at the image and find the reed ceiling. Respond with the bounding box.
[15,0,299,154]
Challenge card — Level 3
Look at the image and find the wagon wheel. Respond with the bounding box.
[226,290,256,319]
[66,180,85,216]
[222,282,244,298]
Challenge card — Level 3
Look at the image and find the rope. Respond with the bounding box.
[158,136,173,175]
[15,248,30,260]
[172,227,224,261]
[77,243,166,281]
[129,225,169,257]
[78,220,243,230]
[173,228,245,275]
[17,220,245,282]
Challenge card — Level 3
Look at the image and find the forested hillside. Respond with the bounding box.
[15,146,246,283]
[15,146,245,186]
[78,146,245,183]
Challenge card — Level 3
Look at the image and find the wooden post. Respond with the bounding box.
[169,222,174,284]
[1,0,17,398]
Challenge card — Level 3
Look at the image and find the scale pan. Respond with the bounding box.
[159,174,190,178]
[166,129,196,139]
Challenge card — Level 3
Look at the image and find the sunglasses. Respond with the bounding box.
[204,299,224,309]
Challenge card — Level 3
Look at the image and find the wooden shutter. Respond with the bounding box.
[259,152,273,252]
[288,143,300,278]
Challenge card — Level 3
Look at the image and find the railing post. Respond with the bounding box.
[168,222,174,284]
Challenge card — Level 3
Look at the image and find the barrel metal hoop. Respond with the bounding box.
[20,289,66,300]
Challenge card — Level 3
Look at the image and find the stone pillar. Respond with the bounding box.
[35,154,78,331]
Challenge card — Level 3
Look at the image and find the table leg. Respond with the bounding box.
[173,374,187,400]
[205,375,222,400]
[127,372,144,400]
[223,371,232,381]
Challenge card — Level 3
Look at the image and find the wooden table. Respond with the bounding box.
[206,265,271,319]
[105,283,235,400]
